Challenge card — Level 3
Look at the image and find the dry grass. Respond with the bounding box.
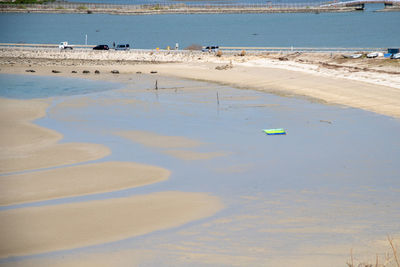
[347,236,400,267]
[185,44,202,51]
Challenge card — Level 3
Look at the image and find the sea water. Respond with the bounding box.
[0,11,399,48]
[0,73,121,99]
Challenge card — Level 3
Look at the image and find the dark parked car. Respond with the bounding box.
[93,45,109,50]
[115,44,130,51]
[202,46,219,52]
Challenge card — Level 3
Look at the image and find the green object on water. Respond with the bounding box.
[263,128,286,135]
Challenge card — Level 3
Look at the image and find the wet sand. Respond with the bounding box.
[0,98,110,174]
[0,95,223,259]
[0,162,170,206]
[1,49,399,118]
[116,130,203,149]
[116,130,230,160]
[0,51,399,266]
[129,62,400,118]
[0,191,223,258]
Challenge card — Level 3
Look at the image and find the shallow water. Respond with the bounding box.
[1,74,399,265]
[0,74,121,99]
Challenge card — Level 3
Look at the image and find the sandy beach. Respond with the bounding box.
[0,79,223,259]
[0,161,170,206]
[0,47,399,266]
[0,98,111,174]
[0,191,222,258]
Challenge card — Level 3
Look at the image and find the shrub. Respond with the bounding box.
[185,44,202,51]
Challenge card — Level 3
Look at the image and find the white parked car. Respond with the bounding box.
[59,42,73,50]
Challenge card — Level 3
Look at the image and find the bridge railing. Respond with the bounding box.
[0,2,340,10]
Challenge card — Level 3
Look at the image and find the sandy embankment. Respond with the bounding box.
[0,97,223,258]
[147,62,400,118]
[0,162,170,206]
[0,98,110,174]
[1,48,399,118]
[0,191,223,258]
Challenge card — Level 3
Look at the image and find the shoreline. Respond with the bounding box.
[0,5,363,15]
[0,79,223,257]
[1,49,399,266]
[1,48,399,118]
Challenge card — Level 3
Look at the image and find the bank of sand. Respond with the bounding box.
[0,98,111,174]
[0,50,399,265]
[1,48,399,118]
[0,162,171,206]
[0,191,223,258]
[0,97,223,258]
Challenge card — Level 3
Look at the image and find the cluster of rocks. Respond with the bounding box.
[23,69,161,75]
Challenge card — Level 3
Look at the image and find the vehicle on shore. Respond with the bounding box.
[366,52,383,58]
[391,53,400,59]
[59,41,73,50]
[343,53,362,59]
[115,44,130,51]
[202,46,219,52]
[93,45,109,50]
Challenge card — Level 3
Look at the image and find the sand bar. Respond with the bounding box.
[0,161,170,206]
[0,98,110,174]
[115,130,202,149]
[133,63,400,118]
[116,130,230,160]
[0,142,111,174]
[0,98,61,151]
[0,191,223,258]
[163,150,230,160]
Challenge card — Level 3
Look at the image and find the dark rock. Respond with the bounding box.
[150,71,158,74]
[215,64,233,70]
[278,57,288,61]
[111,70,119,74]
[83,70,90,74]
[71,71,77,73]
[95,70,100,74]
[136,71,142,74]
[52,70,61,73]
[25,69,36,73]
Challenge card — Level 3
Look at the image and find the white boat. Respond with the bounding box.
[392,53,400,59]
[367,52,384,58]
[367,52,378,58]
[350,53,363,59]
[343,53,363,59]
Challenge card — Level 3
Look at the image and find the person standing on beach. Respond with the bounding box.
[113,42,115,49]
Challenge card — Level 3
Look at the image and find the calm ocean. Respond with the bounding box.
[0,11,399,48]
[0,74,121,99]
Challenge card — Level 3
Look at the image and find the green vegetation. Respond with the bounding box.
[0,0,55,4]
[77,5,88,10]
[150,4,164,10]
